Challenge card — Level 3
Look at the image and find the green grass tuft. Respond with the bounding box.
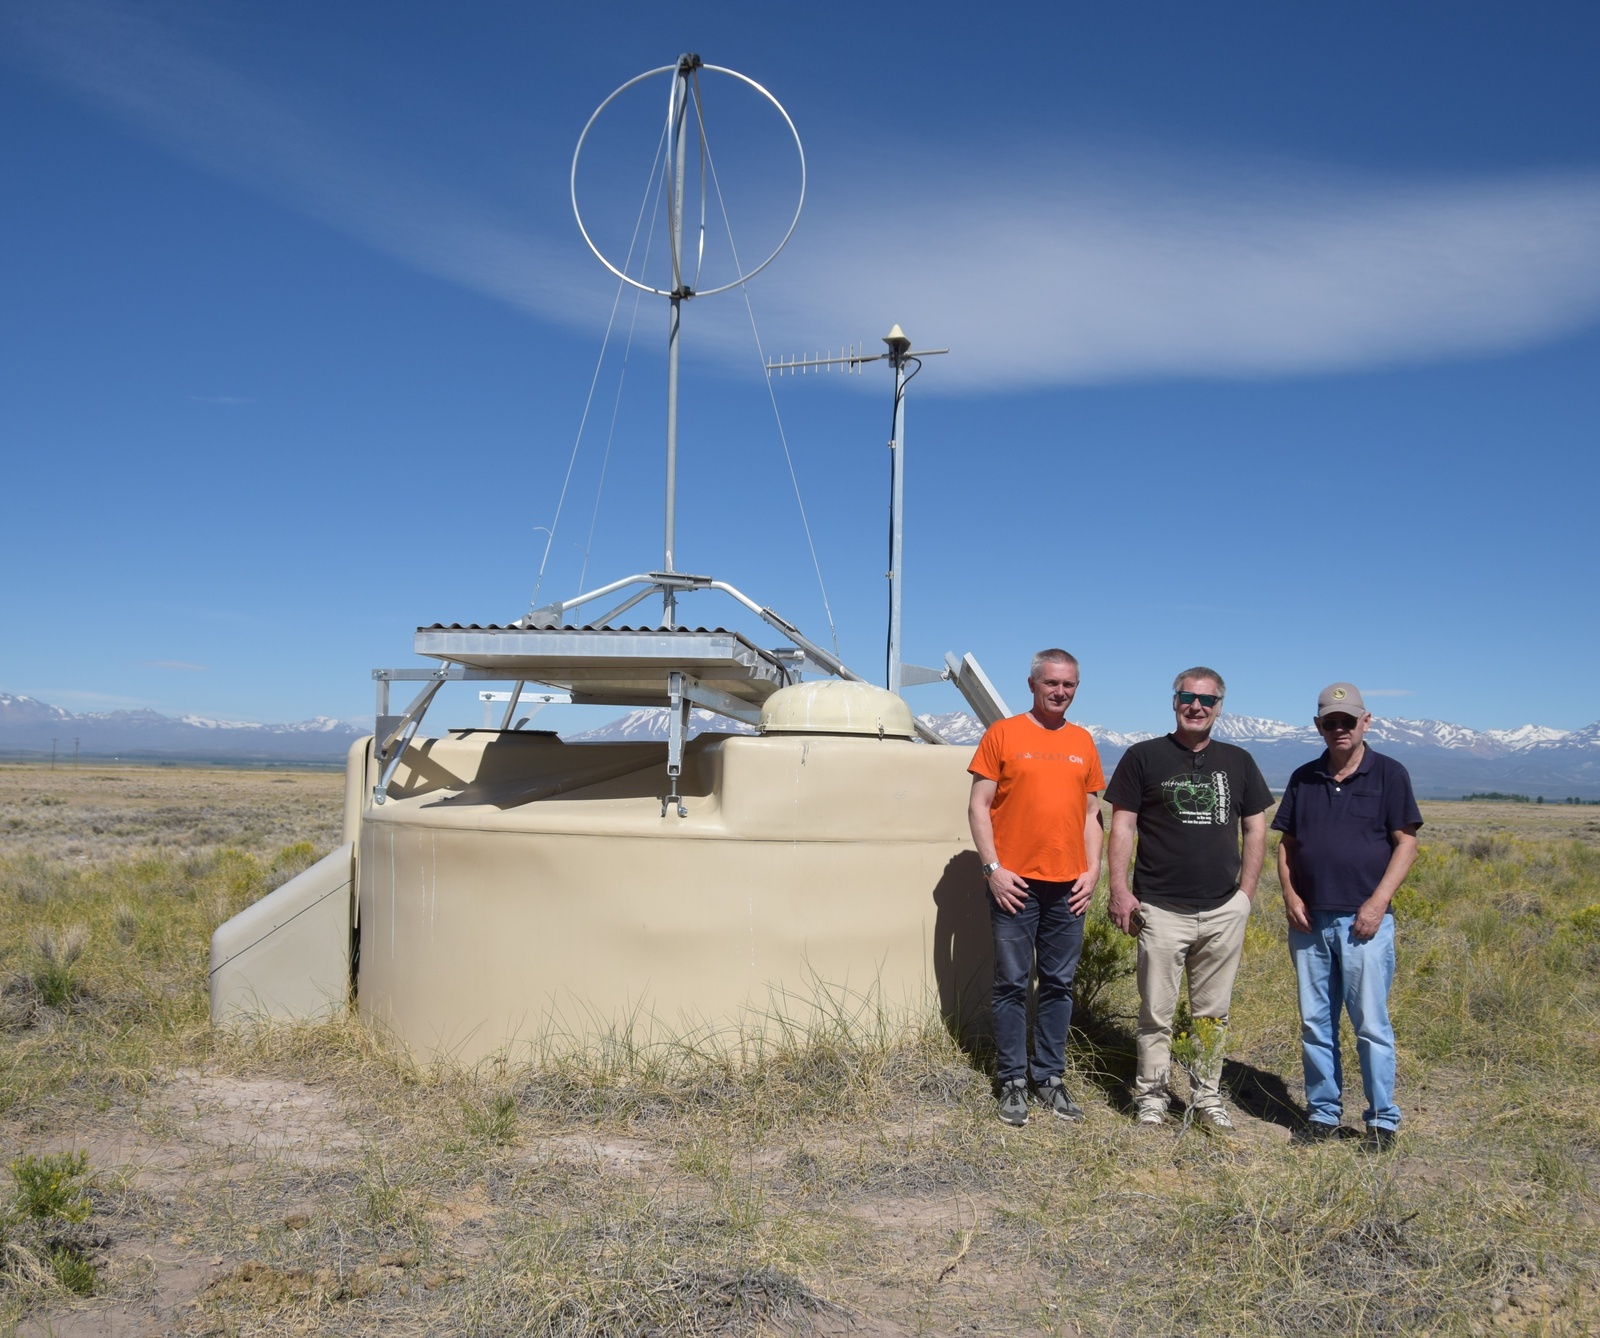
[11,1151,92,1223]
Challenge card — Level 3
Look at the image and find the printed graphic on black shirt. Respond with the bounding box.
[1161,767,1231,825]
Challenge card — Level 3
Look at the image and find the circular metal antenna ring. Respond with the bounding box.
[571,63,806,299]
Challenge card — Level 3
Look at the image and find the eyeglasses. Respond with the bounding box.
[1175,692,1221,708]
[1319,715,1359,731]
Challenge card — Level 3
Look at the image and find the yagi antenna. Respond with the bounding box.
[765,344,866,375]
[764,329,948,377]
[768,327,949,694]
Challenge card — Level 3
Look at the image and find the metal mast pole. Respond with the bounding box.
[662,54,698,627]
[885,324,911,693]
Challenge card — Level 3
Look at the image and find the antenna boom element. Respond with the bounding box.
[765,345,949,376]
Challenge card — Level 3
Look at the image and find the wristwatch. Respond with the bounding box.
[981,861,1002,878]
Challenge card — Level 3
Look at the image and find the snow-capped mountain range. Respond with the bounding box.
[0,694,365,762]
[916,712,1157,749]
[566,706,1600,798]
[2,693,1596,796]
[1209,713,1583,756]
[564,709,1162,750]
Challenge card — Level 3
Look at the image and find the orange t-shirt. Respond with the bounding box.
[968,714,1105,882]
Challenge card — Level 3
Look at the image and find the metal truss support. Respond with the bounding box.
[499,681,526,731]
[372,675,450,806]
[373,665,504,748]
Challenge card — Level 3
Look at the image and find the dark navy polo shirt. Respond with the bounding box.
[1271,747,1423,914]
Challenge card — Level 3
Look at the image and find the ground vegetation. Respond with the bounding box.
[2,765,1599,1334]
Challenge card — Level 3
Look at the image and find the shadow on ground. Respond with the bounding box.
[1061,1014,1304,1129]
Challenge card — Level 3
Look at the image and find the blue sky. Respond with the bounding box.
[2,1,1597,735]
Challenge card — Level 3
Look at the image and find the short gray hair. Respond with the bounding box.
[1030,648,1080,679]
[1172,666,1226,696]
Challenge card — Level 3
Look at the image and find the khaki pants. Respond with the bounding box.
[1134,890,1252,1112]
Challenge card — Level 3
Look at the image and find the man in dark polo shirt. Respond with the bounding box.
[1106,667,1273,1130]
[1274,682,1422,1152]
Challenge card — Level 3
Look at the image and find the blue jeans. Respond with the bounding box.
[990,881,1085,1085]
[1289,910,1399,1131]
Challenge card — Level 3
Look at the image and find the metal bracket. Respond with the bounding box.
[663,670,690,818]
[374,666,503,683]
[945,652,1011,727]
[679,675,762,726]
[478,688,571,729]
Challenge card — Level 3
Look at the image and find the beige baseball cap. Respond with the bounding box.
[1316,682,1367,719]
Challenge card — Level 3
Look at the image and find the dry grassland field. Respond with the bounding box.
[3,763,1600,1336]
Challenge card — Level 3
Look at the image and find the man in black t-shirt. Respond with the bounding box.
[1106,667,1273,1130]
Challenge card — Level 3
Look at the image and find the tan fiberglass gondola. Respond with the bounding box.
[206,57,1012,1063]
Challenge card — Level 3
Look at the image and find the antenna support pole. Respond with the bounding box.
[885,324,912,694]
[662,52,701,627]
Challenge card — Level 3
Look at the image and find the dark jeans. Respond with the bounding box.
[990,880,1086,1085]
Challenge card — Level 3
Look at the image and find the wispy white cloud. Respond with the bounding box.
[9,2,1600,390]
[1363,688,1417,698]
[746,148,1600,389]
[143,660,208,671]
[1,0,601,323]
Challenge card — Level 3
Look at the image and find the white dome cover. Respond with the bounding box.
[759,680,915,739]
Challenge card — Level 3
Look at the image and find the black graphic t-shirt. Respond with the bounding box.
[1105,734,1274,909]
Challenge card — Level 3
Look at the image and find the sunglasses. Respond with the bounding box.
[1175,691,1221,708]
[1319,715,1359,731]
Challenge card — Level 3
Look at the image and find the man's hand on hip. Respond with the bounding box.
[1108,885,1140,935]
[987,869,1030,914]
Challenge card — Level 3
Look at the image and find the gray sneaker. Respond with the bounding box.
[996,1078,1029,1126]
[1193,1104,1236,1133]
[1032,1077,1086,1122]
[1136,1104,1167,1127]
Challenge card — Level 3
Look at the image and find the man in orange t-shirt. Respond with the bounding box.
[969,648,1105,1126]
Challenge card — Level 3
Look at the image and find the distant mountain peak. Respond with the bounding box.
[1212,714,1319,745]
[0,693,75,727]
[1482,723,1571,748]
[562,708,758,743]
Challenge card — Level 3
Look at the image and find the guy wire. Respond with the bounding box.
[700,109,841,657]
[531,115,670,609]
[576,169,666,597]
